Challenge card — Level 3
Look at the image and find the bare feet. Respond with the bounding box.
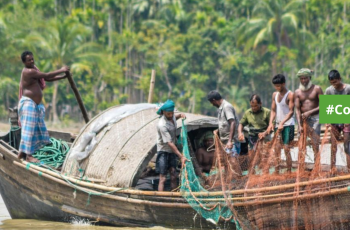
[26,155,40,163]
[18,152,26,160]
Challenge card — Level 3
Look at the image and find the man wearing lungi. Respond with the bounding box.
[18,51,70,162]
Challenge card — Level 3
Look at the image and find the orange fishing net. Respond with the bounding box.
[187,121,350,229]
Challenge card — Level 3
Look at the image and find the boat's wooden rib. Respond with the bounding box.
[15,156,350,198]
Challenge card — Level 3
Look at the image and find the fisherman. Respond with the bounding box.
[18,51,69,162]
[156,99,187,191]
[238,94,271,149]
[294,68,323,136]
[195,131,215,174]
[294,68,323,165]
[266,74,295,172]
[325,70,350,172]
[207,90,241,156]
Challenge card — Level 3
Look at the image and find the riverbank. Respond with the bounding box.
[0,121,84,135]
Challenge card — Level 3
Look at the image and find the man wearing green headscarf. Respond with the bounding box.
[294,68,323,164]
[156,99,187,191]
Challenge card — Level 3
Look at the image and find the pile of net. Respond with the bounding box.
[179,120,350,229]
[32,137,69,169]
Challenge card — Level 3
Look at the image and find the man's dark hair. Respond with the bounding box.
[207,90,222,101]
[21,51,33,63]
[328,70,341,80]
[272,74,286,84]
[250,94,261,104]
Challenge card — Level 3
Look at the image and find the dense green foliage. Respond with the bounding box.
[0,0,349,121]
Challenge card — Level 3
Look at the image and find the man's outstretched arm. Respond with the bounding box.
[45,72,69,82]
[26,66,70,80]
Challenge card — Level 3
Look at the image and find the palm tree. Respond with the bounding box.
[238,0,308,75]
[24,16,92,123]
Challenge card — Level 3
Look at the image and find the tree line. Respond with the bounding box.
[0,0,349,122]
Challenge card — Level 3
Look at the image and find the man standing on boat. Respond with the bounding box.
[325,70,350,172]
[156,99,187,191]
[266,74,295,172]
[294,68,323,136]
[294,68,323,164]
[18,51,70,162]
[207,90,241,155]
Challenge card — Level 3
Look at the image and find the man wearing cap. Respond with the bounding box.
[156,99,187,191]
[294,68,323,136]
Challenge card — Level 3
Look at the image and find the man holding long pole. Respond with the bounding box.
[18,51,69,162]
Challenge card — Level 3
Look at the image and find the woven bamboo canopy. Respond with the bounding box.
[62,104,217,188]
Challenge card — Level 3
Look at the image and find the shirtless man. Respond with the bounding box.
[18,51,69,162]
[295,68,323,165]
[195,132,215,174]
[267,74,295,172]
[294,68,323,136]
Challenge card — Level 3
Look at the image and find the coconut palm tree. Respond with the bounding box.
[238,0,310,75]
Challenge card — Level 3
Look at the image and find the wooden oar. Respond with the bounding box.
[66,72,90,123]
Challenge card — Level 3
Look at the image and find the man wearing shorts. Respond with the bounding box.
[294,68,323,163]
[267,74,295,172]
[156,99,187,191]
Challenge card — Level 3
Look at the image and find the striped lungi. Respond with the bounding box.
[18,96,50,155]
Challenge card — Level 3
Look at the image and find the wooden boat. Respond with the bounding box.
[2,104,350,229]
[0,104,230,229]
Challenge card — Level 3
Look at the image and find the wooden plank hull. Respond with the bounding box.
[0,144,232,229]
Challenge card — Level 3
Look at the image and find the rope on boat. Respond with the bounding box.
[32,138,70,169]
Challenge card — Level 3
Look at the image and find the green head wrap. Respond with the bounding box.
[203,131,214,140]
[199,131,214,147]
[297,68,314,78]
[156,99,175,115]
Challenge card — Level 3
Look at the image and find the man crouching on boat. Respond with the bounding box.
[18,51,70,162]
[156,100,188,191]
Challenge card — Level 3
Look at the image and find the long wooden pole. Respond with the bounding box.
[66,72,90,123]
[13,160,350,198]
[147,69,156,103]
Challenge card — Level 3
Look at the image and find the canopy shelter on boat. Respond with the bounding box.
[61,104,218,188]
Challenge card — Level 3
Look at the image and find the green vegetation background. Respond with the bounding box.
[0,0,348,123]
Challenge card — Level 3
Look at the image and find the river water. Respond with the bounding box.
[0,196,171,230]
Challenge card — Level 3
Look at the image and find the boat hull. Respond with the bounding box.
[0,143,231,229]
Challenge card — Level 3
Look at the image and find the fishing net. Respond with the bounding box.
[180,119,350,229]
[33,137,70,169]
